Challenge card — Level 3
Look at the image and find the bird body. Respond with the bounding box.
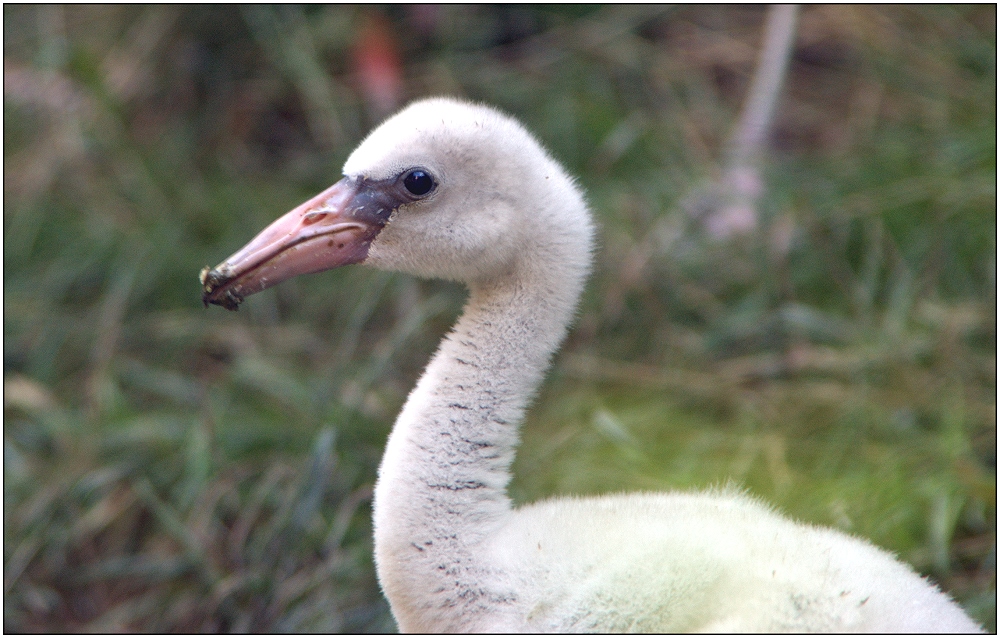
[461,490,975,633]
[202,98,982,633]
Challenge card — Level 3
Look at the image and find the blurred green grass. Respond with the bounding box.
[4,5,995,632]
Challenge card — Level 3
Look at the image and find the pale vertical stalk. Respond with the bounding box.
[706,5,799,239]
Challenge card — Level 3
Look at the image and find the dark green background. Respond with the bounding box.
[4,5,995,632]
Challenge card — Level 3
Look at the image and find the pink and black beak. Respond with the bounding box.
[201,176,398,310]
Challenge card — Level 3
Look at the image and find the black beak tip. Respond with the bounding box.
[200,266,242,311]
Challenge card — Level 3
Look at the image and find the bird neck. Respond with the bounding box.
[374,265,581,530]
[371,250,587,629]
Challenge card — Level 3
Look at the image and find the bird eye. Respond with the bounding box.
[403,170,435,197]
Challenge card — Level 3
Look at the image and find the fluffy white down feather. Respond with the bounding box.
[334,98,982,633]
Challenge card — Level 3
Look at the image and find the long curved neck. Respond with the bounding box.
[372,252,586,630]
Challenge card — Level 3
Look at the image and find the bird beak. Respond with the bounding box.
[201,177,387,310]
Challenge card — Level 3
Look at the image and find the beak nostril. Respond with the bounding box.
[303,211,328,225]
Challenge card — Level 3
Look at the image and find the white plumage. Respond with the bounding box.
[202,98,982,633]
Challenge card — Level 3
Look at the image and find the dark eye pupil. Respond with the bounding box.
[403,170,434,196]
